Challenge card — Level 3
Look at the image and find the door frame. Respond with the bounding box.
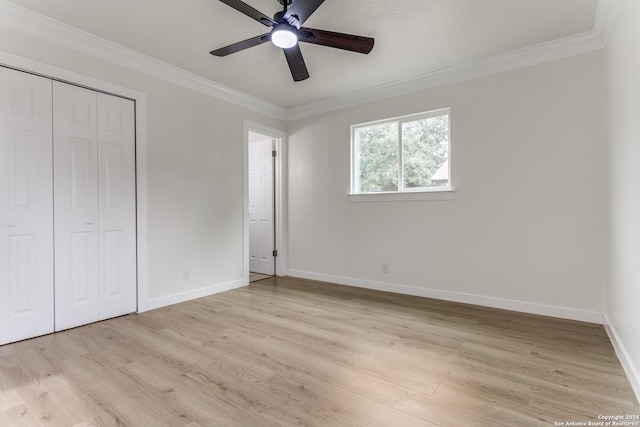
[0,51,150,312]
[243,120,288,281]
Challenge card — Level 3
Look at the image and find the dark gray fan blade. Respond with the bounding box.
[210,34,271,56]
[299,27,374,54]
[218,0,276,26]
[283,0,325,27]
[283,45,309,81]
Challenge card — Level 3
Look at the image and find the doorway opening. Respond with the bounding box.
[244,121,287,284]
[248,131,275,280]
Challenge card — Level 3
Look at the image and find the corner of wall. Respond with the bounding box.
[594,0,621,44]
[603,314,640,404]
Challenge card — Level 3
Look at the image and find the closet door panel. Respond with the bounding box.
[53,82,100,331]
[97,93,137,319]
[0,67,54,344]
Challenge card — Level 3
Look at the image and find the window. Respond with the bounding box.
[351,109,451,198]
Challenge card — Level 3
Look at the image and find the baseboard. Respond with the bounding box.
[287,269,603,324]
[140,279,248,312]
[603,314,640,405]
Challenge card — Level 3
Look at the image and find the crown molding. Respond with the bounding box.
[286,0,617,120]
[0,0,615,122]
[0,0,286,120]
[286,30,605,120]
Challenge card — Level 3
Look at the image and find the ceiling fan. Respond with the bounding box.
[210,0,375,82]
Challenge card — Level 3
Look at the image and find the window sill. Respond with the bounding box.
[347,189,455,202]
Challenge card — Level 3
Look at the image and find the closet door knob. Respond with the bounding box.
[8,221,15,228]
[86,219,94,225]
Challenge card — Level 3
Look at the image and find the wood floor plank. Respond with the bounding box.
[1,404,42,427]
[58,354,194,427]
[185,361,305,426]
[16,374,98,426]
[71,412,121,427]
[265,332,445,395]
[347,372,438,409]
[0,389,23,412]
[0,276,637,427]
[264,370,434,427]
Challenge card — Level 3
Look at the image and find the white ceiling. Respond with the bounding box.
[4,0,600,109]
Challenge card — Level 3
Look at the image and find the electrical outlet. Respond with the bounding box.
[382,262,389,274]
[182,269,191,281]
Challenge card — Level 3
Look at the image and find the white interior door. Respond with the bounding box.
[54,83,137,331]
[0,67,55,344]
[97,92,137,319]
[248,133,274,275]
[53,82,100,331]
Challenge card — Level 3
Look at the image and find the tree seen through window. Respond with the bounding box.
[352,111,449,193]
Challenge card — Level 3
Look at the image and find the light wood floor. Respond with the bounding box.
[0,277,638,426]
[249,272,273,283]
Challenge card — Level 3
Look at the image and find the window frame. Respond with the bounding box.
[349,108,454,202]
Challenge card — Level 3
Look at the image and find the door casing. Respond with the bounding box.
[243,120,287,281]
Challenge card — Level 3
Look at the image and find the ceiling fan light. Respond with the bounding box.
[271,27,298,49]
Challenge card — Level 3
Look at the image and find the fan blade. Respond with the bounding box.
[218,0,276,26]
[283,45,309,82]
[210,34,271,56]
[299,27,374,54]
[284,0,325,27]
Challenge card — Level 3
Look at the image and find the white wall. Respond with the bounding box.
[605,0,640,401]
[288,50,606,322]
[0,26,285,308]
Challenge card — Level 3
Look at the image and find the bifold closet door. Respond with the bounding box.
[53,82,100,330]
[0,67,54,344]
[96,91,137,320]
[53,82,136,331]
